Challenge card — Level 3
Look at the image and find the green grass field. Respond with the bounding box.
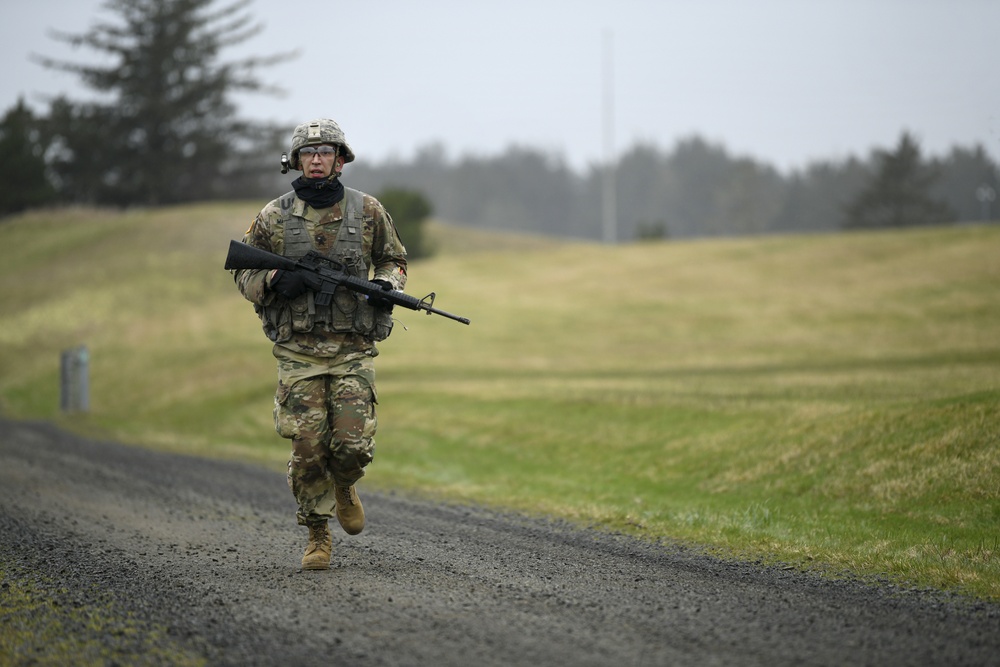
[1,204,998,599]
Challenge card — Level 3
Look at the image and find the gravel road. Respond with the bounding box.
[1,418,997,666]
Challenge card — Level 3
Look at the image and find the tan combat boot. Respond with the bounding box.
[301,521,332,570]
[335,485,365,535]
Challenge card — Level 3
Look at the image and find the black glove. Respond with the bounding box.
[368,279,395,312]
[269,269,308,300]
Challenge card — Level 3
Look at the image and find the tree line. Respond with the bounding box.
[2,0,997,244]
[346,133,999,242]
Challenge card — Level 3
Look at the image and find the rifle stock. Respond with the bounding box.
[224,240,299,272]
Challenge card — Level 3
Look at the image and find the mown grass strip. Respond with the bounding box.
[1,205,997,599]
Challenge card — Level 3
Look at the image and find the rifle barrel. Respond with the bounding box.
[424,306,471,325]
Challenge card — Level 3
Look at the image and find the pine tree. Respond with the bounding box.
[844,132,954,229]
[34,0,291,206]
[0,98,56,218]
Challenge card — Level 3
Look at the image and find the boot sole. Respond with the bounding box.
[301,562,330,571]
[337,520,364,536]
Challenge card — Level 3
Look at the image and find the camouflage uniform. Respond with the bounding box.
[234,190,407,526]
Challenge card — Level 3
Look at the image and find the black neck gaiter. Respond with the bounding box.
[291,175,345,209]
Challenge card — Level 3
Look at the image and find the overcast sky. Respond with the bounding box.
[2,0,997,174]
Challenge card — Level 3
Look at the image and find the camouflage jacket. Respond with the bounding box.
[234,186,408,358]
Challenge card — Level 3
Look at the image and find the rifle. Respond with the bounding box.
[224,240,471,325]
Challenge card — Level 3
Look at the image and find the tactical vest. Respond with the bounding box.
[258,187,392,343]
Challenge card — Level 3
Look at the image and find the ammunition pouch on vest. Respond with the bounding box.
[258,187,393,343]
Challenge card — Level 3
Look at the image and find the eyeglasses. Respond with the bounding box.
[299,145,338,158]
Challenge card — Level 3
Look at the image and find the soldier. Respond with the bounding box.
[233,119,407,570]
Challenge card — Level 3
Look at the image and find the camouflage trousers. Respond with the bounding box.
[272,346,378,526]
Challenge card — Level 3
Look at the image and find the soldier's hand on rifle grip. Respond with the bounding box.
[368,279,395,312]
[269,269,308,300]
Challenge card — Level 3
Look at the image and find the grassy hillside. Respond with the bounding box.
[1,204,998,599]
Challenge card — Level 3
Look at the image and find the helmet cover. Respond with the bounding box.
[289,118,356,169]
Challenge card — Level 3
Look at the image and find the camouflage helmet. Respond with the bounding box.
[289,118,356,169]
